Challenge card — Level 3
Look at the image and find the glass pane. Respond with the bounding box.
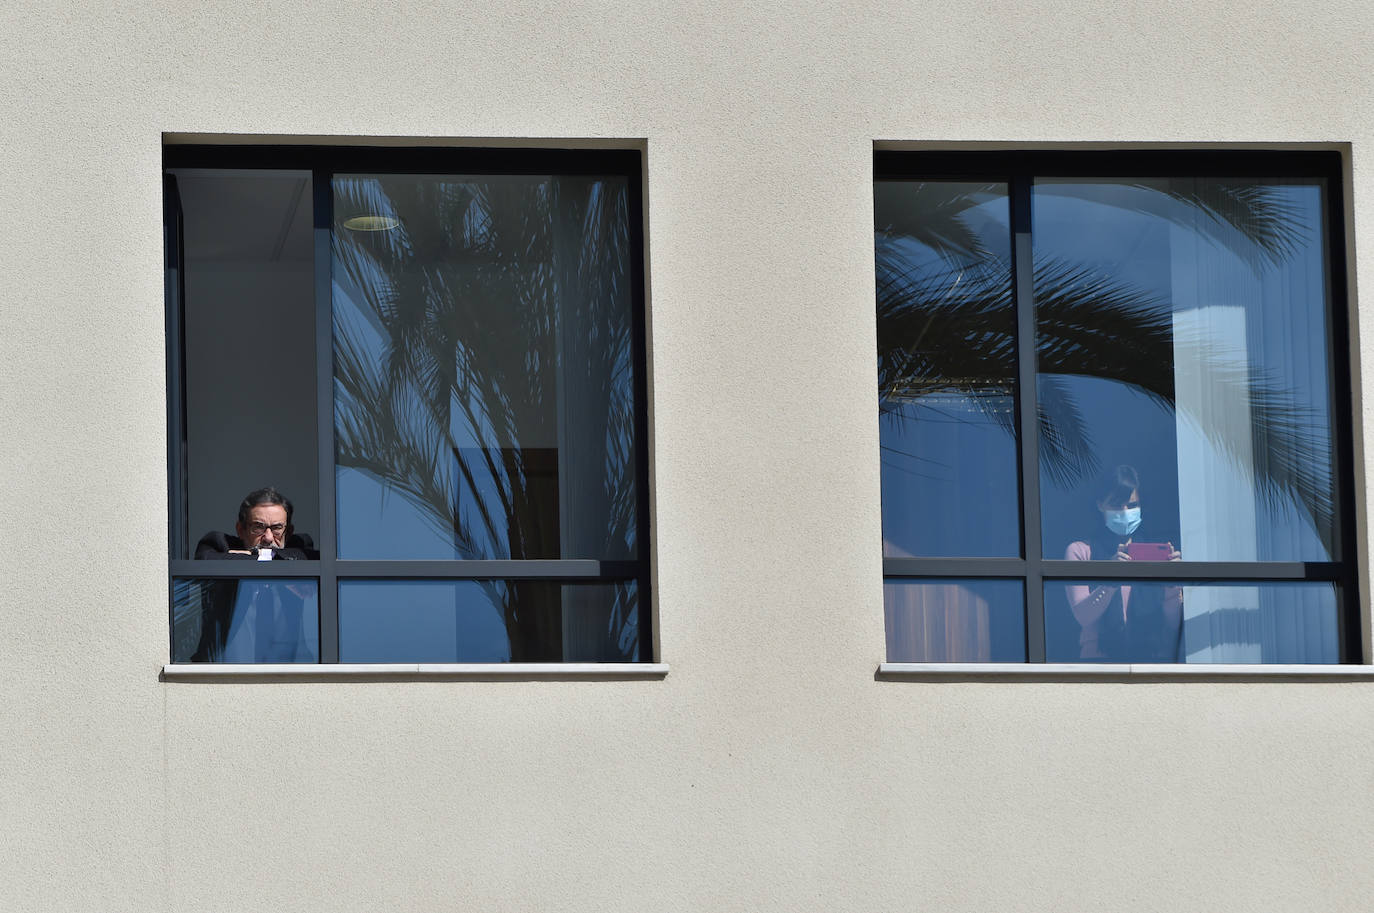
[170,169,320,559]
[338,580,640,663]
[331,174,638,560]
[172,578,319,663]
[1045,580,1339,663]
[1034,177,1339,562]
[884,579,1025,662]
[875,181,1020,557]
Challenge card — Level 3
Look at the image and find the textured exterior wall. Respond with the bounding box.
[2,1,1373,910]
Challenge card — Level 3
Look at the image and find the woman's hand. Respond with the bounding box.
[1115,539,1132,560]
[1167,541,1181,561]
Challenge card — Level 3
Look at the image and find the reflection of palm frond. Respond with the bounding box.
[1038,180,1308,270]
[876,193,1335,551]
[1032,257,1173,367]
[1153,181,1307,266]
[1033,257,1332,544]
[875,237,1012,402]
[1169,338,1334,551]
[874,183,1002,261]
[331,175,638,660]
[333,324,481,556]
[1035,375,1095,486]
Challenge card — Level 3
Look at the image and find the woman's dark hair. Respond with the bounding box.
[237,486,294,526]
[1096,464,1140,509]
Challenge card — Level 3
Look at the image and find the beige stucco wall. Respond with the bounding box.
[3,1,1374,910]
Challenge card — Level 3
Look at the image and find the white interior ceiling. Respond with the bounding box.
[170,169,312,263]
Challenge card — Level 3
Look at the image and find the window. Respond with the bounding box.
[165,145,649,664]
[875,150,1358,664]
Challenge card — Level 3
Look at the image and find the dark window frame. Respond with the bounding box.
[164,144,652,663]
[875,149,1361,663]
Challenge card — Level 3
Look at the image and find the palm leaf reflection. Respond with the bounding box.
[332,175,638,661]
[1043,180,1309,269]
[877,180,1336,555]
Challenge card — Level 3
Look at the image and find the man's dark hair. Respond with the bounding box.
[238,487,293,526]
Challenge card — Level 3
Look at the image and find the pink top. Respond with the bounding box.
[1064,540,1129,660]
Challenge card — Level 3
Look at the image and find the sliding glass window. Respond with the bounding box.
[166,146,649,664]
[876,150,1357,664]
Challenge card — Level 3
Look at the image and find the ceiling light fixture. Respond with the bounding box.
[342,215,399,231]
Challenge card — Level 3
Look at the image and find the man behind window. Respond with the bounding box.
[190,487,319,662]
[195,486,319,560]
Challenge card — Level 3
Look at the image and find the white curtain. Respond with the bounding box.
[1169,183,1337,662]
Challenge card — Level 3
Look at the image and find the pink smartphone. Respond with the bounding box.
[1125,542,1172,561]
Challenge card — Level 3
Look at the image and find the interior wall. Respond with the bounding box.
[183,262,319,551]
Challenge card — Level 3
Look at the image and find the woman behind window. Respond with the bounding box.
[1062,465,1183,661]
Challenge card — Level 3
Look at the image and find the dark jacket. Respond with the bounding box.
[194,530,319,560]
[187,530,318,662]
[1070,525,1174,661]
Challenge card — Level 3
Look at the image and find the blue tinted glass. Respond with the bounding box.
[332,174,638,561]
[875,181,1020,557]
[172,578,319,663]
[1033,178,1338,562]
[1045,580,1339,663]
[884,579,1025,662]
[338,580,639,663]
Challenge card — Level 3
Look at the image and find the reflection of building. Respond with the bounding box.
[8,5,1374,912]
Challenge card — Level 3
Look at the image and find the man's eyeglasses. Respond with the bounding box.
[247,522,287,536]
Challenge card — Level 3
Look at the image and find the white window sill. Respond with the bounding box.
[163,663,669,681]
[878,663,1374,680]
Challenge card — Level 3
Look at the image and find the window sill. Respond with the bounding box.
[162,663,669,682]
[877,663,1374,681]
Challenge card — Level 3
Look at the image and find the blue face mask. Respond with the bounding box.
[1104,506,1142,537]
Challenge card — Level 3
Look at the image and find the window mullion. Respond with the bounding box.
[314,169,340,664]
[1012,175,1046,662]
[1322,163,1363,663]
[1041,560,1345,581]
[332,560,641,579]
